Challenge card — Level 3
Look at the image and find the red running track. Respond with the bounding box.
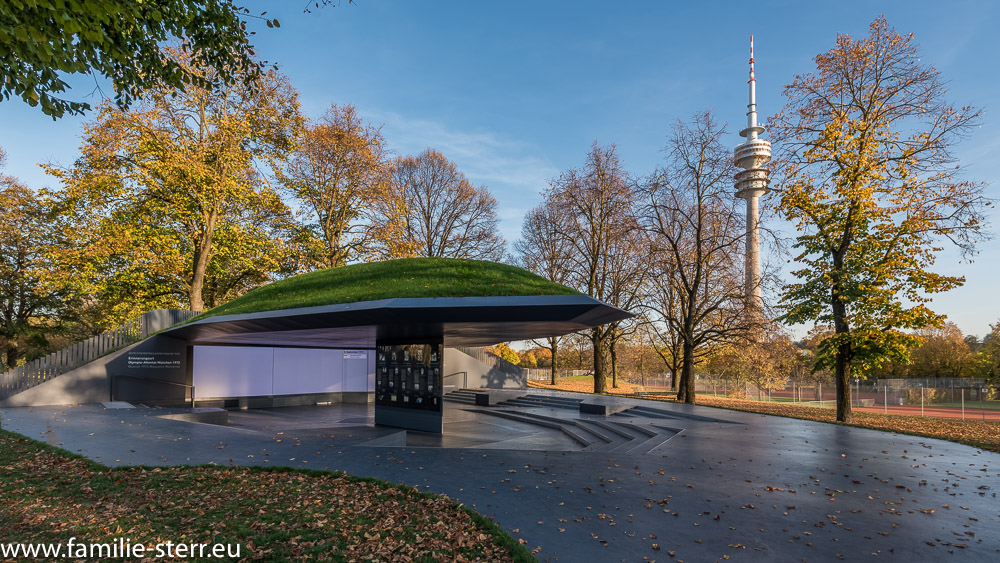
[855,403,1000,421]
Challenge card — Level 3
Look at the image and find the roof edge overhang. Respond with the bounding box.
[163,294,633,348]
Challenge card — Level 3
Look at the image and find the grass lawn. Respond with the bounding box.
[529,378,1000,454]
[552,375,594,383]
[0,429,535,562]
[923,400,1000,411]
[195,257,579,320]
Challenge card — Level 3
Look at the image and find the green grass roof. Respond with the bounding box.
[194,257,580,320]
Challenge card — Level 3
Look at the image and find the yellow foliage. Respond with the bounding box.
[770,17,987,420]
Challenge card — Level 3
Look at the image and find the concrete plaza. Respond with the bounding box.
[2,390,998,561]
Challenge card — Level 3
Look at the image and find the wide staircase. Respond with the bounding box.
[443,389,695,454]
[0,309,199,402]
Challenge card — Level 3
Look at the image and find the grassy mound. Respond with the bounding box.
[196,257,579,320]
[0,429,536,561]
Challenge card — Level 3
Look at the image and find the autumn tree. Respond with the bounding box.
[45,47,303,320]
[486,342,521,366]
[515,204,576,384]
[646,308,683,391]
[908,322,972,379]
[544,142,639,393]
[795,326,836,399]
[978,322,1000,385]
[279,104,388,268]
[640,112,749,404]
[708,332,795,401]
[0,149,63,368]
[769,17,989,422]
[372,149,506,261]
[602,226,649,389]
[744,332,797,400]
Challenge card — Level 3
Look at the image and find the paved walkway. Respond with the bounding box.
[2,390,998,562]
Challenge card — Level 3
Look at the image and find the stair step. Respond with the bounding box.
[622,430,679,454]
[609,421,658,437]
[475,409,593,447]
[588,419,643,440]
[628,405,733,423]
[443,396,477,405]
[502,397,583,409]
[593,436,639,452]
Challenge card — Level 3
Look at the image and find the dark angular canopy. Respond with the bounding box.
[163,295,632,348]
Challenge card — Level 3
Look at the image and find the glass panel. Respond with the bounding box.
[375,343,442,412]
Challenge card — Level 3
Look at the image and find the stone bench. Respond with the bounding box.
[579,398,632,416]
[475,390,527,406]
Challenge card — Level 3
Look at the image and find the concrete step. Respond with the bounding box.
[497,411,615,445]
[609,421,658,437]
[475,409,594,448]
[443,395,477,405]
[502,396,583,409]
[628,405,734,423]
[622,429,680,454]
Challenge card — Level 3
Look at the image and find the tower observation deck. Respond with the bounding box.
[734,35,770,313]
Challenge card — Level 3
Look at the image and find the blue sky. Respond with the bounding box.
[1,0,997,338]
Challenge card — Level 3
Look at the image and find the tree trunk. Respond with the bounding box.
[675,368,687,402]
[610,338,618,389]
[681,339,696,404]
[189,213,217,313]
[675,346,687,401]
[592,328,607,394]
[831,278,853,422]
[835,340,853,422]
[549,337,559,386]
[4,344,17,371]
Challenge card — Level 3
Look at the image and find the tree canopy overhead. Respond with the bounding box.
[0,0,270,118]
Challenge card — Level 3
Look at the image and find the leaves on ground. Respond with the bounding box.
[0,430,534,562]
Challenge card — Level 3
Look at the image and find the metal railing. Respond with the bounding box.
[0,309,200,401]
[524,368,596,381]
[443,371,469,392]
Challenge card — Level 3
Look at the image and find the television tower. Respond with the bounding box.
[734,35,770,314]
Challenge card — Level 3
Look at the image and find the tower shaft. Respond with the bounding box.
[734,35,770,314]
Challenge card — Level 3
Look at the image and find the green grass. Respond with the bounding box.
[920,400,1000,411]
[0,429,536,562]
[556,375,594,383]
[194,257,579,320]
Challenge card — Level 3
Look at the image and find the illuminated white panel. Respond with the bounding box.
[272,348,343,395]
[341,350,372,392]
[193,346,274,398]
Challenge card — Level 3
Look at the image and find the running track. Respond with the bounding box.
[855,403,1000,421]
